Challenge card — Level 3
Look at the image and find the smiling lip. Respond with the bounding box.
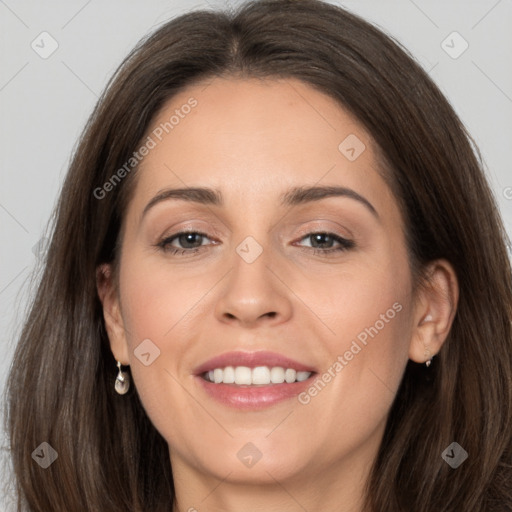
[193,350,317,410]
[193,350,317,375]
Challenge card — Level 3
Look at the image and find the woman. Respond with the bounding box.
[5,0,512,510]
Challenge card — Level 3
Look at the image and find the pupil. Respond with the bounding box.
[180,233,201,248]
[312,233,332,248]
[176,234,335,250]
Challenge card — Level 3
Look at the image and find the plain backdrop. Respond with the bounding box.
[1,0,511,508]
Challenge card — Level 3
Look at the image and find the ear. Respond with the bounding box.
[408,259,459,364]
[96,263,130,365]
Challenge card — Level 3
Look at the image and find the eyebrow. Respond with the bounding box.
[141,185,379,220]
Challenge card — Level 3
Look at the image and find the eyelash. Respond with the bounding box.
[155,230,355,257]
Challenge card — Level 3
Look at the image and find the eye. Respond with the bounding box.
[155,230,355,257]
[295,232,355,255]
[156,231,215,256]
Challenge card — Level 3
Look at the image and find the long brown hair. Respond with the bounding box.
[5,0,512,510]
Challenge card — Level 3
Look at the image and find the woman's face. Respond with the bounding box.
[101,77,446,506]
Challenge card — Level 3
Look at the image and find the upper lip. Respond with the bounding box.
[193,350,317,375]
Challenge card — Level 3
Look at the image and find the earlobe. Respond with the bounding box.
[96,263,130,364]
[408,259,459,365]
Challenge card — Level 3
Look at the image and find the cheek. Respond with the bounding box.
[119,252,211,342]
[116,257,182,388]
[116,253,222,433]
[301,248,411,362]
[301,252,412,414]
[295,292,411,470]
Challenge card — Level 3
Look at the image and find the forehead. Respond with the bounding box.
[143,76,370,169]
[127,77,398,225]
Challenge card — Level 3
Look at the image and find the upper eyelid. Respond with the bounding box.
[161,229,351,245]
[145,204,362,235]
[160,217,353,237]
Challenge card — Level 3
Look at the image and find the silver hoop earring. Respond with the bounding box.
[115,361,130,395]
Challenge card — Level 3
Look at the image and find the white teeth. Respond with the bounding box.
[285,368,297,383]
[296,371,310,382]
[270,367,285,383]
[234,366,252,385]
[252,366,271,385]
[223,366,235,384]
[203,366,312,385]
[213,368,223,384]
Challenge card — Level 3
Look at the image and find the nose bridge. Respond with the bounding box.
[214,232,293,325]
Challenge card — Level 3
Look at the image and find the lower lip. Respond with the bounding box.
[195,375,315,410]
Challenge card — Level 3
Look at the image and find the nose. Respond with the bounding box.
[214,246,293,328]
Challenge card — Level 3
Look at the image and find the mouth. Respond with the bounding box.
[201,366,313,385]
[193,351,317,410]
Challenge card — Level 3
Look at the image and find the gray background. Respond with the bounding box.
[1,0,511,508]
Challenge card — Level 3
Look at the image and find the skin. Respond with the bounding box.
[97,77,459,512]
